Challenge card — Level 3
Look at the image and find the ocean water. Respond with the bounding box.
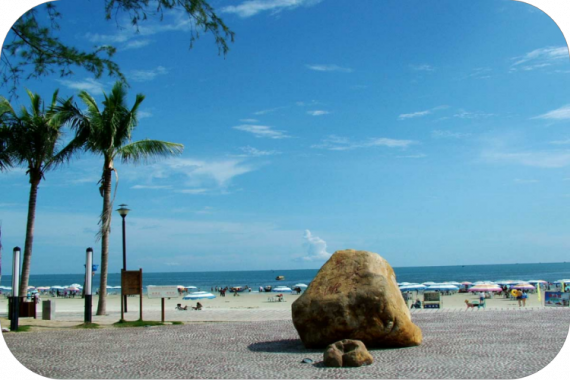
[1,262,569,292]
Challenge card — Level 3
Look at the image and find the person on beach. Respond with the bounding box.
[515,289,523,307]
[521,291,528,307]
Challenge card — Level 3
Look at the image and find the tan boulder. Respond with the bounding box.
[323,339,373,367]
[292,249,422,348]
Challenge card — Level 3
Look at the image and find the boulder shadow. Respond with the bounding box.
[247,339,322,354]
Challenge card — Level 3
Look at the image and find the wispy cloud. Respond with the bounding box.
[240,118,259,123]
[131,185,172,190]
[312,135,416,151]
[452,109,494,119]
[121,39,152,51]
[306,64,353,73]
[127,158,258,194]
[511,46,569,72]
[460,67,492,80]
[129,66,168,82]
[298,230,331,261]
[533,105,570,120]
[481,150,570,168]
[138,110,153,119]
[399,105,448,120]
[514,179,539,184]
[233,146,281,157]
[233,125,291,139]
[432,130,471,139]
[57,78,106,94]
[550,138,570,145]
[396,154,427,159]
[307,110,330,116]
[409,64,435,72]
[221,0,324,18]
[253,107,286,115]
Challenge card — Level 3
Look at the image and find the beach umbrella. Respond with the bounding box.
[182,291,216,300]
[512,283,536,290]
[443,281,462,286]
[426,284,459,292]
[113,286,121,289]
[184,286,198,289]
[69,283,82,288]
[468,284,502,292]
[0,286,12,290]
[461,281,473,285]
[553,279,570,284]
[399,284,427,291]
[51,286,65,290]
[398,282,413,286]
[36,286,50,290]
[422,282,436,286]
[294,284,308,288]
[526,280,548,285]
[272,286,293,293]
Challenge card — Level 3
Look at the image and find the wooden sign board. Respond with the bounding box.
[122,270,142,295]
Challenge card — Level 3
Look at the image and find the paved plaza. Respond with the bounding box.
[2,308,570,379]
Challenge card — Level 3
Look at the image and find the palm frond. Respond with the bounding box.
[117,139,184,164]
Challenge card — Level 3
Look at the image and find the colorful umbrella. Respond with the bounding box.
[468,285,502,292]
[511,283,536,290]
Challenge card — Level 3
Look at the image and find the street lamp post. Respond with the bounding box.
[85,247,93,323]
[117,204,130,312]
[11,247,21,331]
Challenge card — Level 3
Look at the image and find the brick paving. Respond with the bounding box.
[3,308,570,379]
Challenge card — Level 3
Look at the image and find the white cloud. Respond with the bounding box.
[240,118,259,123]
[129,66,168,82]
[307,110,330,116]
[533,105,570,120]
[177,188,209,194]
[233,124,291,139]
[452,109,494,119]
[57,78,106,94]
[306,64,353,73]
[312,135,415,151]
[299,230,331,261]
[222,0,323,18]
[397,154,427,159]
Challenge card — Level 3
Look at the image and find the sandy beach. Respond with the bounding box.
[0,289,549,330]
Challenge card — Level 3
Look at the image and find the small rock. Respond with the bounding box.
[301,358,313,364]
[324,339,373,368]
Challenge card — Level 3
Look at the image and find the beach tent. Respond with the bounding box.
[183,291,216,300]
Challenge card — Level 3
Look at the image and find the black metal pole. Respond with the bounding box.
[122,214,127,312]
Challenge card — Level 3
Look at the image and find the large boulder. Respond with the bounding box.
[292,249,422,348]
[324,339,373,367]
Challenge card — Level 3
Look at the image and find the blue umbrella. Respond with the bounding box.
[183,292,216,300]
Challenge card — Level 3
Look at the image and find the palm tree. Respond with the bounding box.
[57,82,184,315]
[0,89,74,294]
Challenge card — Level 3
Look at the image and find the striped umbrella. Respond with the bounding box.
[399,284,427,291]
[468,284,502,292]
[512,283,536,290]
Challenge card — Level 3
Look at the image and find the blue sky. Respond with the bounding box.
[1,0,570,274]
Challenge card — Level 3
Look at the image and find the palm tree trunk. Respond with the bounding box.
[19,173,41,298]
[96,161,113,315]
